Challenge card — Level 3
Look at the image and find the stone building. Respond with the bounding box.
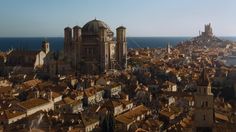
[17,98,54,116]
[4,40,50,73]
[201,23,213,37]
[193,67,214,132]
[64,19,127,74]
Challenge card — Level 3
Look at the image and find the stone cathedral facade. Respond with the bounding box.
[64,19,127,74]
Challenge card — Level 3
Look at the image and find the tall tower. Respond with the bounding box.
[64,27,72,58]
[42,40,50,54]
[99,26,108,72]
[203,23,213,37]
[116,26,127,69]
[193,67,214,132]
[73,25,82,70]
[73,25,82,42]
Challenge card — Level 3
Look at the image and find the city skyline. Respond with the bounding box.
[0,0,236,37]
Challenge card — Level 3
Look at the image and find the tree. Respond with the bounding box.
[101,112,115,132]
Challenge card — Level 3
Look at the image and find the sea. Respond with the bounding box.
[0,37,236,52]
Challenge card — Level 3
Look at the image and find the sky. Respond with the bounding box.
[0,0,235,37]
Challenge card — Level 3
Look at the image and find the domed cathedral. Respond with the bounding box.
[64,19,127,74]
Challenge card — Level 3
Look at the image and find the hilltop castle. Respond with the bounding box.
[64,19,127,74]
[201,23,213,37]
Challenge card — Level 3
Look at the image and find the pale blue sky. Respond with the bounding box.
[0,0,235,37]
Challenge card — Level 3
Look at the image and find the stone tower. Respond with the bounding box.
[202,23,213,37]
[99,27,109,72]
[73,25,82,42]
[116,26,127,69]
[42,40,50,54]
[73,25,82,69]
[64,27,72,59]
[193,67,214,132]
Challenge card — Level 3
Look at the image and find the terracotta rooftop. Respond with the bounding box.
[52,91,62,99]
[0,109,25,120]
[0,86,12,94]
[84,86,104,97]
[17,98,50,110]
[115,105,150,124]
[22,79,42,90]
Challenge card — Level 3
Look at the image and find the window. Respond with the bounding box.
[201,101,204,107]
[205,101,208,107]
[203,115,206,120]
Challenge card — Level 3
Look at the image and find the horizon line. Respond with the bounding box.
[1,35,236,38]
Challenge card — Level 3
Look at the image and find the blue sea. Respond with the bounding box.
[0,37,235,51]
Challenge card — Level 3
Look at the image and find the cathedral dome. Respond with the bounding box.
[82,19,112,34]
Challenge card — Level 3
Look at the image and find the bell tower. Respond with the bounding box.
[116,26,127,69]
[64,27,72,59]
[42,40,50,54]
[99,26,108,73]
[73,25,82,70]
[193,66,214,132]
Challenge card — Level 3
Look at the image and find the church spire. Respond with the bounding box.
[197,65,210,86]
[194,64,214,131]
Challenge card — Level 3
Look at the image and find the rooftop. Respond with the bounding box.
[17,98,50,110]
[115,105,150,124]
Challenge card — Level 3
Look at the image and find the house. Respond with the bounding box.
[159,106,181,124]
[96,77,110,86]
[104,83,122,98]
[115,105,151,131]
[0,109,26,125]
[163,81,177,92]
[70,90,84,101]
[83,86,104,106]
[51,91,62,103]
[21,79,42,91]
[103,99,133,116]
[62,113,99,132]
[55,97,83,113]
[17,98,53,116]
[4,41,50,73]
[129,118,164,132]
[105,100,123,116]
[120,99,134,112]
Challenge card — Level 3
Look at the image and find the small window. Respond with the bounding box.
[203,115,206,120]
[201,101,204,107]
